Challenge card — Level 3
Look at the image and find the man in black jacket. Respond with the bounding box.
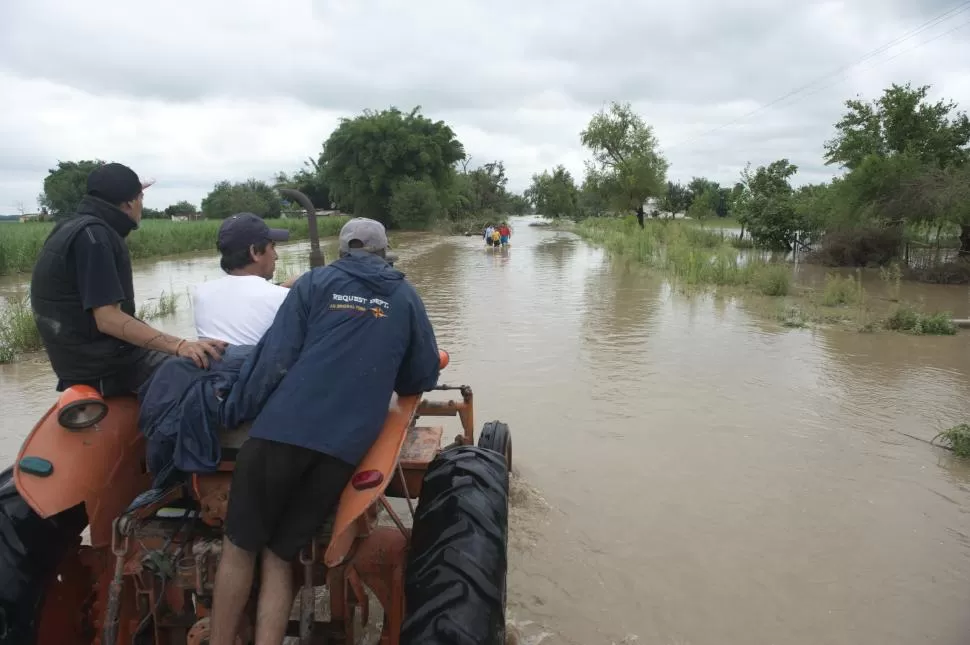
[30,162,225,396]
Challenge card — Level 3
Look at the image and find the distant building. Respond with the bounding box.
[280,209,343,219]
[170,211,202,222]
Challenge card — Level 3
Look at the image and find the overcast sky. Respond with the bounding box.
[1,0,968,213]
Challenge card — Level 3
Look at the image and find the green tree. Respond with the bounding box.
[39,160,105,217]
[441,171,476,221]
[824,83,970,255]
[734,159,810,250]
[466,161,511,215]
[659,181,692,216]
[164,200,198,217]
[824,83,970,171]
[580,101,669,227]
[897,163,970,256]
[687,177,719,200]
[506,193,532,216]
[388,177,444,230]
[200,179,281,220]
[525,166,579,218]
[275,157,332,211]
[687,186,719,225]
[319,106,466,227]
[686,178,730,219]
[578,174,610,217]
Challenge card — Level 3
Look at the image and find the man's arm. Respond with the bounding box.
[75,227,224,367]
[394,288,440,396]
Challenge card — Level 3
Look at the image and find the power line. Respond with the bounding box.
[760,16,970,115]
[665,0,970,151]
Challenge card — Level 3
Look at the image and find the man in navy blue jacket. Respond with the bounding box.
[210,217,440,645]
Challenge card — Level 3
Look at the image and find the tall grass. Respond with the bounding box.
[136,289,180,321]
[0,216,349,276]
[753,264,792,296]
[577,217,790,294]
[820,273,862,306]
[879,262,903,302]
[0,295,43,363]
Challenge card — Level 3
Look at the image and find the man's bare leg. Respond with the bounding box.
[254,547,295,645]
[210,537,257,645]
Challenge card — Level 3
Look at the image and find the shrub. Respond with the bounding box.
[809,225,904,267]
[885,305,956,335]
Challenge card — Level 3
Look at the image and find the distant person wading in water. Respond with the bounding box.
[498,222,511,247]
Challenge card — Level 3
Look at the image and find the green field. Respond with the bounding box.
[0,216,350,276]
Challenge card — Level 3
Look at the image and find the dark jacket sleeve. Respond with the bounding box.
[221,274,313,426]
[394,285,440,396]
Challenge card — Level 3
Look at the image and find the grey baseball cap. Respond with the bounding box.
[339,217,389,255]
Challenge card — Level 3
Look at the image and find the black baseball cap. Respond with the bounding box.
[86,162,154,205]
[217,212,290,253]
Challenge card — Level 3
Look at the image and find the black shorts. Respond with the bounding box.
[224,437,355,560]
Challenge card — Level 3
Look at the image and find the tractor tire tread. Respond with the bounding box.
[477,421,512,472]
[401,446,509,645]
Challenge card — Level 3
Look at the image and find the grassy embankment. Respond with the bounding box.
[0,217,350,276]
[575,217,958,335]
[0,217,351,363]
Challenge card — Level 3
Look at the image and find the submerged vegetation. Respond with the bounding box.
[576,217,959,335]
[934,424,970,458]
[884,305,957,335]
[577,217,793,294]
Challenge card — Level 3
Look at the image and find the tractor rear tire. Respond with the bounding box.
[0,466,87,645]
[401,446,509,645]
[478,421,512,472]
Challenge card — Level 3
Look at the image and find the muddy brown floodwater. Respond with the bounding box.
[3,216,970,644]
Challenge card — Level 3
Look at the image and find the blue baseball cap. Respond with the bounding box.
[217,213,289,253]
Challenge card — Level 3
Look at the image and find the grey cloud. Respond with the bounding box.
[0,0,968,209]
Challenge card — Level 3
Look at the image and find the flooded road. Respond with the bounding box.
[3,217,970,644]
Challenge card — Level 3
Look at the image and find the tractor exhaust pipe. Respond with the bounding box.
[278,188,324,268]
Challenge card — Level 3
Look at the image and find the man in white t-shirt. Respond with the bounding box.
[192,213,298,346]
